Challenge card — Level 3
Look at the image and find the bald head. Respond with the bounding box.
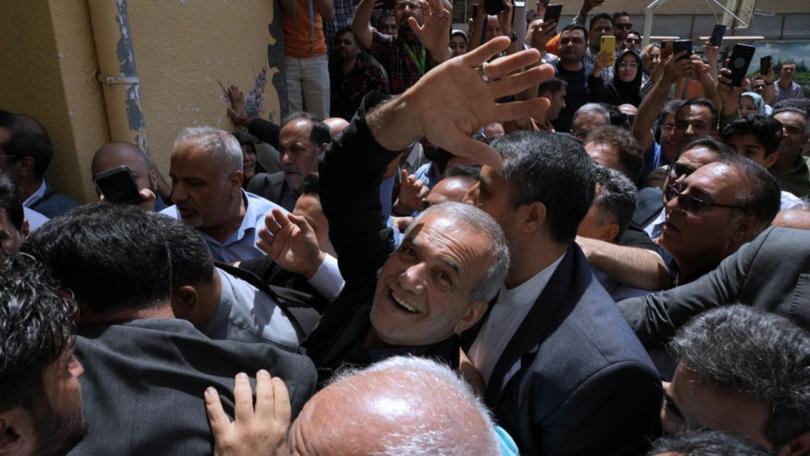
[287,357,499,455]
[323,117,350,138]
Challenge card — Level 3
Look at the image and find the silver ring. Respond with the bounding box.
[480,63,492,83]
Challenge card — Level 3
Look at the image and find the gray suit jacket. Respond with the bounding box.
[69,318,316,455]
[619,227,810,348]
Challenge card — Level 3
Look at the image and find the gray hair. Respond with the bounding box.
[573,103,610,124]
[592,166,637,240]
[331,356,500,456]
[405,201,509,302]
[669,305,810,449]
[173,127,243,172]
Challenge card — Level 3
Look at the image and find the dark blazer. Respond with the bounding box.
[632,187,664,230]
[619,227,810,348]
[69,318,316,456]
[463,245,662,455]
[302,94,459,382]
[246,171,296,211]
[29,188,79,218]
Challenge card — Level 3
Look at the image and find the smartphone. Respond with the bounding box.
[760,55,772,76]
[727,43,756,87]
[601,35,616,61]
[709,24,727,46]
[94,166,142,205]
[673,39,693,60]
[543,3,562,23]
[484,0,506,15]
[661,40,674,60]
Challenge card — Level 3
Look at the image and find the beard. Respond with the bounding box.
[31,395,86,456]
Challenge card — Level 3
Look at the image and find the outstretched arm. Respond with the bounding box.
[352,0,376,49]
[632,52,693,151]
[408,0,453,62]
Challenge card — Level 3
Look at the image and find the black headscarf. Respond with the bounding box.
[606,50,643,107]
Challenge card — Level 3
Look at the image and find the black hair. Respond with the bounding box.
[715,154,781,232]
[282,112,331,147]
[649,429,772,456]
[670,305,810,449]
[444,164,480,181]
[2,113,53,178]
[150,214,215,290]
[654,99,685,144]
[0,174,23,231]
[561,24,589,43]
[773,106,810,135]
[721,114,783,155]
[681,137,735,158]
[677,98,719,131]
[612,11,631,21]
[0,254,76,412]
[232,131,258,154]
[21,203,172,314]
[496,131,596,244]
[537,77,567,97]
[300,173,320,196]
[589,13,613,31]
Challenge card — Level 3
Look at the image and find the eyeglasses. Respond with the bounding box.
[666,162,696,181]
[666,185,746,213]
[625,38,640,44]
[618,61,639,68]
[615,23,633,29]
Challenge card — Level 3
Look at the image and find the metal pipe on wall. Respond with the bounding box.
[87,0,148,151]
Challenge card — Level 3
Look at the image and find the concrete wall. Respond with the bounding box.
[0,0,282,202]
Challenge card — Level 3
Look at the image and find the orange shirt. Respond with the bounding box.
[283,0,327,58]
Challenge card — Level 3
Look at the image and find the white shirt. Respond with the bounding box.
[643,207,667,240]
[468,254,564,384]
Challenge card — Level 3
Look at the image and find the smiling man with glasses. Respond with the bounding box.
[658,154,780,285]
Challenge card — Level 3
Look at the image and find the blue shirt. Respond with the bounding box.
[161,191,282,263]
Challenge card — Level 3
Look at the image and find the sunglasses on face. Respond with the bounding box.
[615,23,633,29]
[666,162,696,181]
[666,184,746,213]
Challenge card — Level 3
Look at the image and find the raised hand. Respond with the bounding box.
[394,169,429,214]
[204,370,291,456]
[368,36,554,168]
[592,50,614,77]
[528,19,558,54]
[226,85,250,127]
[408,0,452,62]
[662,52,695,83]
[257,208,326,278]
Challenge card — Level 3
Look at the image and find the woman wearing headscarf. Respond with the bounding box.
[606,49,643,107]
[739,91,773,117]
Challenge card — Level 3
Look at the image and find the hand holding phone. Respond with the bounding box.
[673,39,693,60]
[760,56,772,76]
[726,43,756,87]
[709,24,727,46]
[600,35,616,61]
[94,166,142,205]
[543,3,562,23]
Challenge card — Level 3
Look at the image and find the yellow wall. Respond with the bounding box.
[128,0,280,177]
[0,0,108,202]
[0,0,280,202]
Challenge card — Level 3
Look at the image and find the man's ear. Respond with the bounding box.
[20,219,29,240]
[518,201,547,235]
[730,214,760,244]
[171,285,199,321]
[598,223,620,243]
[228,170,244,195]
[0,413,34,456]
[763,151,780,169]
[454,300,488,334]
[778,430,810,456]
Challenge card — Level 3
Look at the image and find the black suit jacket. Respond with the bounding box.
[302,94,458,382]
[620,227,810,348]
[463,245,662,455]
[69,318,316,455]
[247,171,296,211]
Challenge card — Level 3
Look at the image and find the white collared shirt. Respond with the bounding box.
[468,254,565,384]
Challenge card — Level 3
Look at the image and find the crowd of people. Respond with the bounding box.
[2,0,810,454]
